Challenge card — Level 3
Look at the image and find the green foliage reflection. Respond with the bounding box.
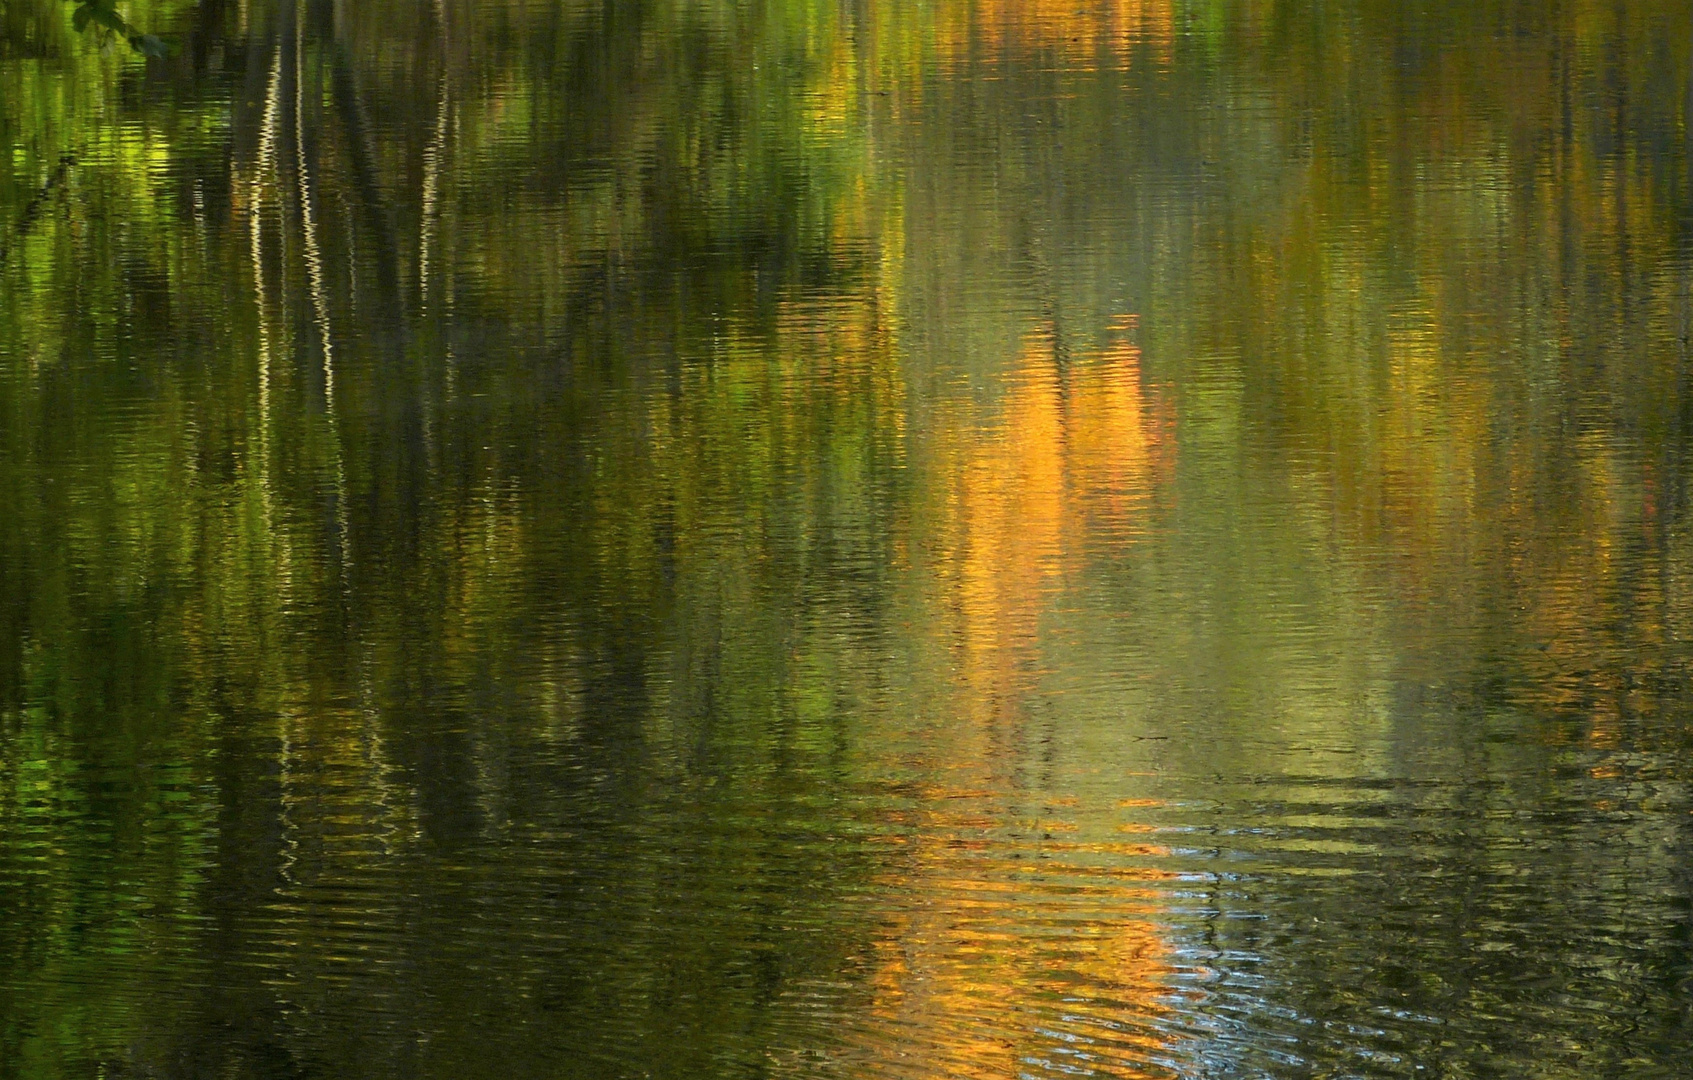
[67,0,170,56]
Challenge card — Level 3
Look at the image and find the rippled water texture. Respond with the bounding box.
[3,0,1693,1076]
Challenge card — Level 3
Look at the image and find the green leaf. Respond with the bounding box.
[72,4,91,31]
[89,5,129,34]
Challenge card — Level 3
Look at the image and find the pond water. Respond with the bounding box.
[2,0,1692,1076]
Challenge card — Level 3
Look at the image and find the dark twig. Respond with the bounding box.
[0,154,77,267]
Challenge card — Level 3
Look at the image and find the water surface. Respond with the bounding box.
[2,0,1692,1076]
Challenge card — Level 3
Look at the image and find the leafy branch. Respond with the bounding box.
[66,0,170,57]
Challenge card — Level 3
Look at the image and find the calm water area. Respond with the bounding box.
[3,0,1693,1076]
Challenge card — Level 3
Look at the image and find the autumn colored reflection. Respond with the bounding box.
[849,802,1177,1080]
[3,0,1693,1076]
[933,0,1174,67]
[927,319,1172,735]
[835,320,1178,1077]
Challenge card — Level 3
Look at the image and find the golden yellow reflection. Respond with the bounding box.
[938,318,1172,727]
[842,318,1177,1077]
[934,0,1175,66]
[849,799,1178,1079]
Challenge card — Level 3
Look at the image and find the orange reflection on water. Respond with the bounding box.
[946,318,1171,725]
[850,801,1179,1079]
[935,0,1174,67]
[846,319,1177,1078]
[1064,316,1172,541]
[954,327,1072,702]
